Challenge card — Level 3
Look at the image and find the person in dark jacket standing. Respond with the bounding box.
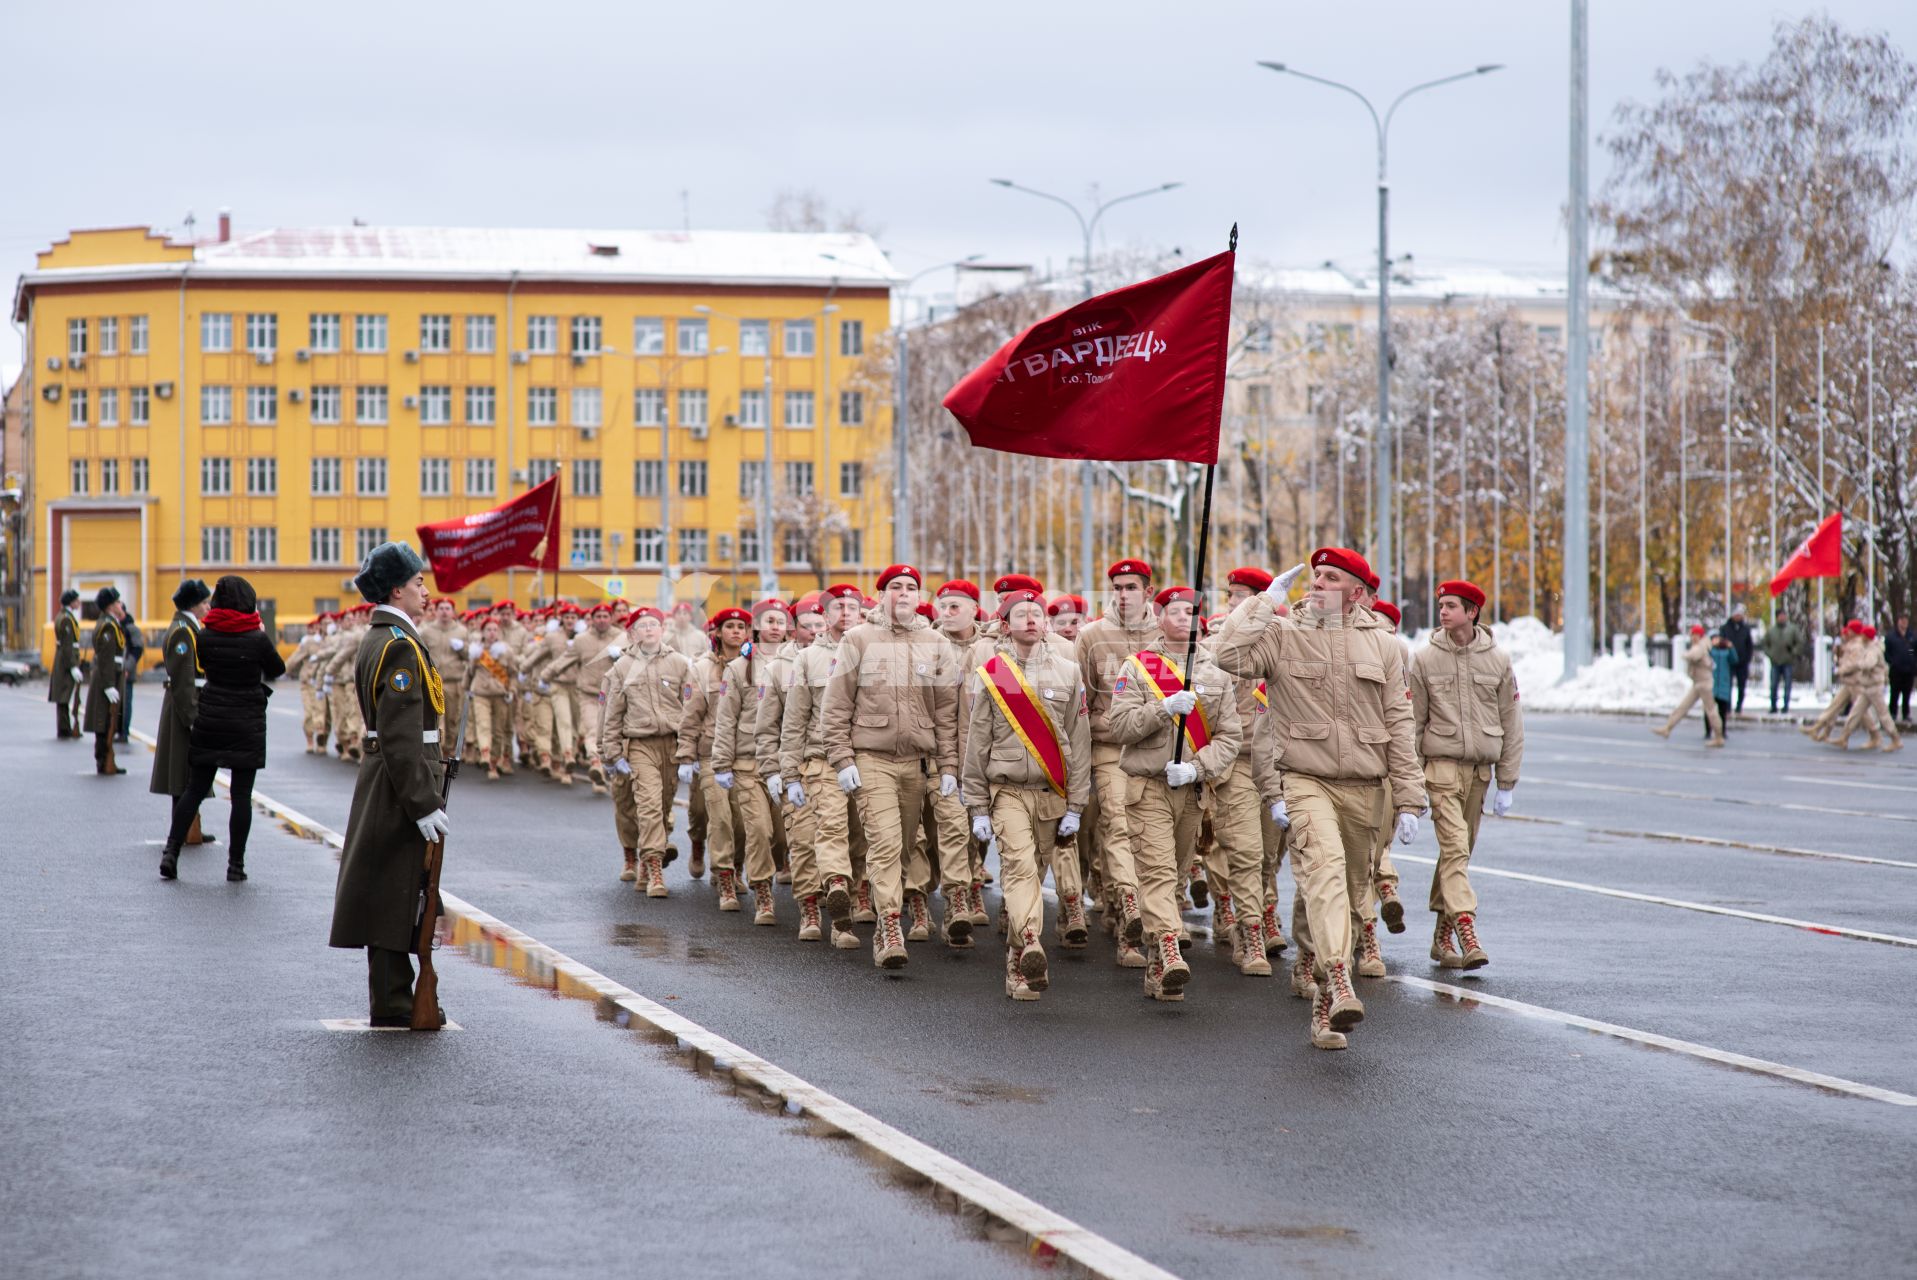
[50,587,85,739]
[1761,611,1807,713]
[329,541,449,1028]
[85,587,130,775]
[1719,606,1754,714]
[151,579,213,844]
[1888,616,1915,722]
[158,576,287,881]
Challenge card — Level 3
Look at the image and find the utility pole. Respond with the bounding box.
[1561,0,1593,680]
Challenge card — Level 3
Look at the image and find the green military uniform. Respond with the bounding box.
[85,612,128,772]
[50,607,83,738]
[150,611,204,798]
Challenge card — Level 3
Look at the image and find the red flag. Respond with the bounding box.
[1769,511,1842,597]
[416,475,561,593]
[942,250,1234,464]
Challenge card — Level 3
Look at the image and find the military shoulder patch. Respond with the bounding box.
[391,626,407,639]
[174,641,188,655]
[390,668,414,693]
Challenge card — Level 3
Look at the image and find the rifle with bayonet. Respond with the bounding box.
[412,673,475,1030]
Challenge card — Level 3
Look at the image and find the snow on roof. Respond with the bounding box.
[1245,259,1626,306]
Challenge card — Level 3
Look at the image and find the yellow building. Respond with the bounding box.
[13,222,897,658]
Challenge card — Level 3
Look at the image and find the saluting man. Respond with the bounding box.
[329,542,451,1029]
[51,587,85,739]
[85,586,131,775]
[150,579,213,844]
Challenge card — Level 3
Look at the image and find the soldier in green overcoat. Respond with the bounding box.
[328,541,451,1027]
[49,587,85,739]
[150,580,212,819]
[84,586,130,775]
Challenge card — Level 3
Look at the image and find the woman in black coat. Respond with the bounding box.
[160,575,287,881]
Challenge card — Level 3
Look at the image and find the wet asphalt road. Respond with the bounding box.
[10,683,1917,1278]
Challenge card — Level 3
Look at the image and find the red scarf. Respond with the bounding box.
[205,608,262,634]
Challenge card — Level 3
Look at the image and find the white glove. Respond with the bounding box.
[606,644,625,659]
[322,676,334,692]
[1493,788,1516,817]
[572,619,588,635]
[765,773,783,797]
[70,666,83,683]
[104,686,120,705]
[1270,799,1290,830]
[489,641,509,660]
[1395,813,1419,845]
[1160,689,1197,717]
[1165,760,1197,788]
[415,808,451,842]
[449,637,465,652]
[299,633,316,646]
[972,816,995,843]
[1267,563,1308,601]
[545,618,561,632]
[1056,811,1080,839]
[715,770,734,790]
[566,638,576,649]
[677,763,697,786]
[786,781,806,807]
[940,773,958,798]
[837,764,862,793]
[612,757,632,776]
[537,680,553,694]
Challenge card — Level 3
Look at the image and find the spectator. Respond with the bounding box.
[1888,615,1915,722]
[1719,606,1754,713]
[1760,610,1806,714]
[1710,634,1736,738]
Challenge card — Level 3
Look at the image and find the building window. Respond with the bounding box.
[738,388,766,428]
[464,385,496,424]
[311,457,342,495]
[676,317,708,355]
[100,458,120,494]
[99,317,120,356]
[570,527,603,563]
[131,458,149,492]
[99,388,120,427]
[311,527,342,564]
[355,385,388,424]
[310,313,341,352]
[200,385,232,425]
[70,459,88,495]
[1244,320,1274,354]
[356,457,387,496]
[634,388,665,427]
[782,528,809,564]
[310,385,342,424]
[570,315,602,354]
[839,461,863,498]
[421,458,452,496]
[201,457,233,495]
[465,315,496,354]
[355,528,387,562]
[784,461,814,496]
[202,526,232,562]
[67,317,88,358]
[68,388,89,427]
[129,386,150,425]
[465,458,496,496]
[201,313,232,352]
[527,387,557,425]
[527,316,558,353]
[419,314,452,353]
[678,388,707,428]
[246,457,277,495]
[528,458,559,485]
[419,386,452,425]
[784,319,815,357]
[740,320,771,356]
[354,314,387,353]
[784,391,814,428]
[634,459,663,496]
[840,529,862,564]
[246,526,278,563]
[678,528,708,563]
[677,460,708,497]
[245,313,277,355]
[633,527,664,567]
[129,316,149,354]
[633,317,665,355]
[738,525,761,565]
[840,318,864,357]
[571,387,603,427]
[571,458,602,496]
[740,459,764,498]
[839,390,864,425]
[246,385,278,425]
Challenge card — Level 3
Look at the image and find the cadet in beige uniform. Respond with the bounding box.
[572,604,626,792]
[603,606,693,895]
[519,613,579,783]
[324,608,368,761]
[963,589,1090,1001]
[1212,547,1427,1051]
[757,594,819,936]
[469,619,517,776]
[781,584,870,948]
[1804,625,1863,742]
[1833,626,1902,750]
[286,612,335,753]
[678,607,752,908]
[711,599,790,924]
[819,565,960,970]
[419,598,469,765]
[915,578,988,945]
[1354,595,1410,979]
[668,603,710,661]
[1654,625,1725,746]
[1408,580,1523,970]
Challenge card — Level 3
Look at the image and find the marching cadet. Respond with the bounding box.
[329,541,450,1029]
[915,578,988,945]
[668,601,709,660]
[1833,625,1903,751]
[1654,624,1725,746]
[51,587,85,739]
[601,606,693,895]
[469,618,518,778]
[678,606,752,907]
[1407,580,1523,970]
[573,603,627,793]
[1218,572,1292,960]
[820,565,960,970]
[1804,622,1864,742]
[324,607,368,761]
[420,598,470,765]
[286,614,335,753]
[150,579,213,844]
[781,583,871,948]
[85,586,131,775]
[1046,594,1086,642]
[519,611,580,784]
[1107,586,1247,999]
[711,599,790,924]
[756,594,820,936]
[964,588,1090,1001]
[1212,548,1426,1051]
[1073,559,1160,967]
[1353,595,1410,978]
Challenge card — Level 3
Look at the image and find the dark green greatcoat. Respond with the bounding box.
[83,616,127,735]
[149,612,203,796]
[330,609,446,953]
[48,610,82,704]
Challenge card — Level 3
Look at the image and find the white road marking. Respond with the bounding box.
[1393,852,1917,948]
[1500,813,1917,870]
[1783,774,1917,795]
[1526,728,1909,772]
[1538,751,1725,776]
[1388,975,1917,1107]
[1526,774,1917,824]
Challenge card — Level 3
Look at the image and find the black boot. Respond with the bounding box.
[159,846,180,880]
[226,853,247,882]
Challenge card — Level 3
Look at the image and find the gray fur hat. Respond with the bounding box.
[172,578,211,610]
[353,541,428,604]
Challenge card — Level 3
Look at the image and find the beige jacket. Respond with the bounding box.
[820,610,959,773]
[754,643,800,778]
[1107,638,1242,781]
[598,644,693,759]
[1073,601,1164,746]
[668,623,709,661]
[573,626,626,698]
[780,633,844,777]
[961,637,1090,818]
[420,619,469,683]
[1210,594,1426,813]
[1204,635,1282,800]
[520,627,579,690]
[1680,636,1714,688]
[674,650,736,764]
[1408,624,1524,786]
[468,638,517,698]
[711,648,779,771]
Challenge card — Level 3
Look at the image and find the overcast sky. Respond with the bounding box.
[6,0,1915,372]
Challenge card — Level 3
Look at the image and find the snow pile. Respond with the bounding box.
[1409,615,1688,713]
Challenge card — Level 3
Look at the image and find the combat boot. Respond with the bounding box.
[1310,986,1348,1050]
[852,880,877,924]
[1144,933,1188,1002]
[1262,900,1288,954]
[716,868,741,911]
[1018,928,1049,992]
[643,854,668,898]
[797,895,823,942]
[1187,863,1210,908]
[1115,937,1147,968]
[1357,921,1387,978]
[1059,897,1089,949]
[1453,912,1489,969]
[688,838,706,880]
[620,848,638,883]
[1118,890,1144,945]
[1211,891,1236,945]
[831,921,861,950]
[1377,882,1405,933]
[968,880,989,927]
[1005,945,1038,1001]
[1290,949,1318,1001]
[752,880,777,926]
[873,912,908,969]
[1234,921,1272,977]
[1431,914,1464,968]
[942,892,974,947]
[1322,958,1363,1030]
[823,874,854,928]
[588,761,608,790]
[904,890,932,941]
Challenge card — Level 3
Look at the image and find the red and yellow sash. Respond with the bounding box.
[1253,679,1268,711]
[1125,650,1212,754]
[977,654,1067,797]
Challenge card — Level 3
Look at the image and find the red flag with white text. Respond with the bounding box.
[416,475,561,593]
[942,250,1235,464]
[1769,511,1842,597]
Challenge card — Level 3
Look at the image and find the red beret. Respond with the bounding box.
[997,588,1046,620]
[1371,600,1402,628]
[1154,585,1198,610]
[992,573,1044,596]
[710,607,752,628]
[862,596,877,610]
[915,601,936,619]
[750,598,790,622]
[1227,566,1273,593]
[794,591,822,615]
[1047,593,1086,617]
[1310,547,1373,585]
[822,583,862,602]
[1863,625,1878,639]
[936,579,980,602]
[1689,624,1707,636]
[1845,619,1866,634]
[875,564,921,591]
[1107,558,1152,582]
[628,606,664,626]
[1437,579,1485,610]
[588,601,613,614]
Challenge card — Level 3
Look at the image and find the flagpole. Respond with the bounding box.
[538,476,562,606]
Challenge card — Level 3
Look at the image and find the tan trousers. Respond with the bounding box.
[1808,686,1855,737]
[991,785,1061,942]
[1425,758,1490,916]
[301,682,329,737]
[1283,775,1388,971]
[1202,760,1268,921]
[1837,684,1900,744]
[1260,806,1288,914]
[473,694,513,763]
[800,757,866,888]
[726,762,778,885]
[909,791,974,895]
[441,676,466,753]
[1048,832,1084,904]
[1662,681,1722,737]
[327,682,361,747]
[578,697,604,768]
[1127,774,1202,938]
[1360,789,1402,923]
[1090,744,1141,895]
[851,752,930,917]
[688,767,708,841]
[530,690,576,762]
[619,735,676,857]
[514,689,534,758]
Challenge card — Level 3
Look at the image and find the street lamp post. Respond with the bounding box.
[988,178,1183,600]
[1259,59,1502,602]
